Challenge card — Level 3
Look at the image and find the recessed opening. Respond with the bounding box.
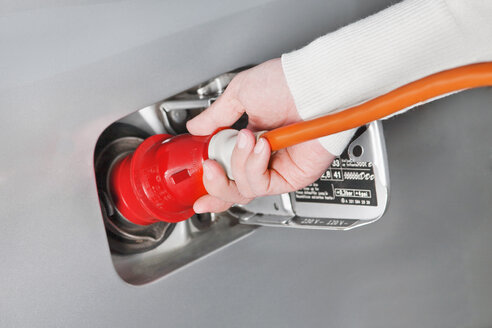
[93,67,257,285]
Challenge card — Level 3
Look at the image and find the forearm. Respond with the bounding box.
[282,0,492,155]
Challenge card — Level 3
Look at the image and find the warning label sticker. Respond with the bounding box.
[294,157,377,206]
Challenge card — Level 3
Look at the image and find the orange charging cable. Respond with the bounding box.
[262,62,492,151]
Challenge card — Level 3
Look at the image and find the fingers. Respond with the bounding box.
[231,129,256,199]
[229,130,278,198]
[194,134,329,215]
[193,159,252,214]
[193,194,233,214]
[209,132,277,199]
[192,130,268,214]
[186,91,245,136]
[244,138,274,196]
[202,159,252,204]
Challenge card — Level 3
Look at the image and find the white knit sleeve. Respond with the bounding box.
[282,0,492,155]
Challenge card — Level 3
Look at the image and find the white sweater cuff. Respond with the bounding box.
[281,0,492,155]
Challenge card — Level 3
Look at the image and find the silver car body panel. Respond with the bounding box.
[1,0,492,326]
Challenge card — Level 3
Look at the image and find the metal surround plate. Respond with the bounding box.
[291,121,389,225]
[236,121,390,230]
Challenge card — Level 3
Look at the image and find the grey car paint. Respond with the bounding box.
[1,0,492,327]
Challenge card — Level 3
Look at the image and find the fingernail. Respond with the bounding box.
[237,131,247,149]
[254,138,265,154]
[203,161,214,180]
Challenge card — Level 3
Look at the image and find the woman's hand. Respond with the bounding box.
[186,58,335,213]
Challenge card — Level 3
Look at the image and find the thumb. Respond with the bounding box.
[186,93,245,136]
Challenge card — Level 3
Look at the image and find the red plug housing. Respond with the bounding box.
[110,133,213,225]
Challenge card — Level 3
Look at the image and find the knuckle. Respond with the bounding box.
[228,73,244,89]
[234,178,254,197]
[248,176,270,197]
[250,186,267,198]
[227,98,245,116]
[237,185,255,199]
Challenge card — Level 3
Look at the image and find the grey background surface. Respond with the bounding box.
[1,0,492,327]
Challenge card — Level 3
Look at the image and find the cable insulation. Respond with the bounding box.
[262,62,492,151]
